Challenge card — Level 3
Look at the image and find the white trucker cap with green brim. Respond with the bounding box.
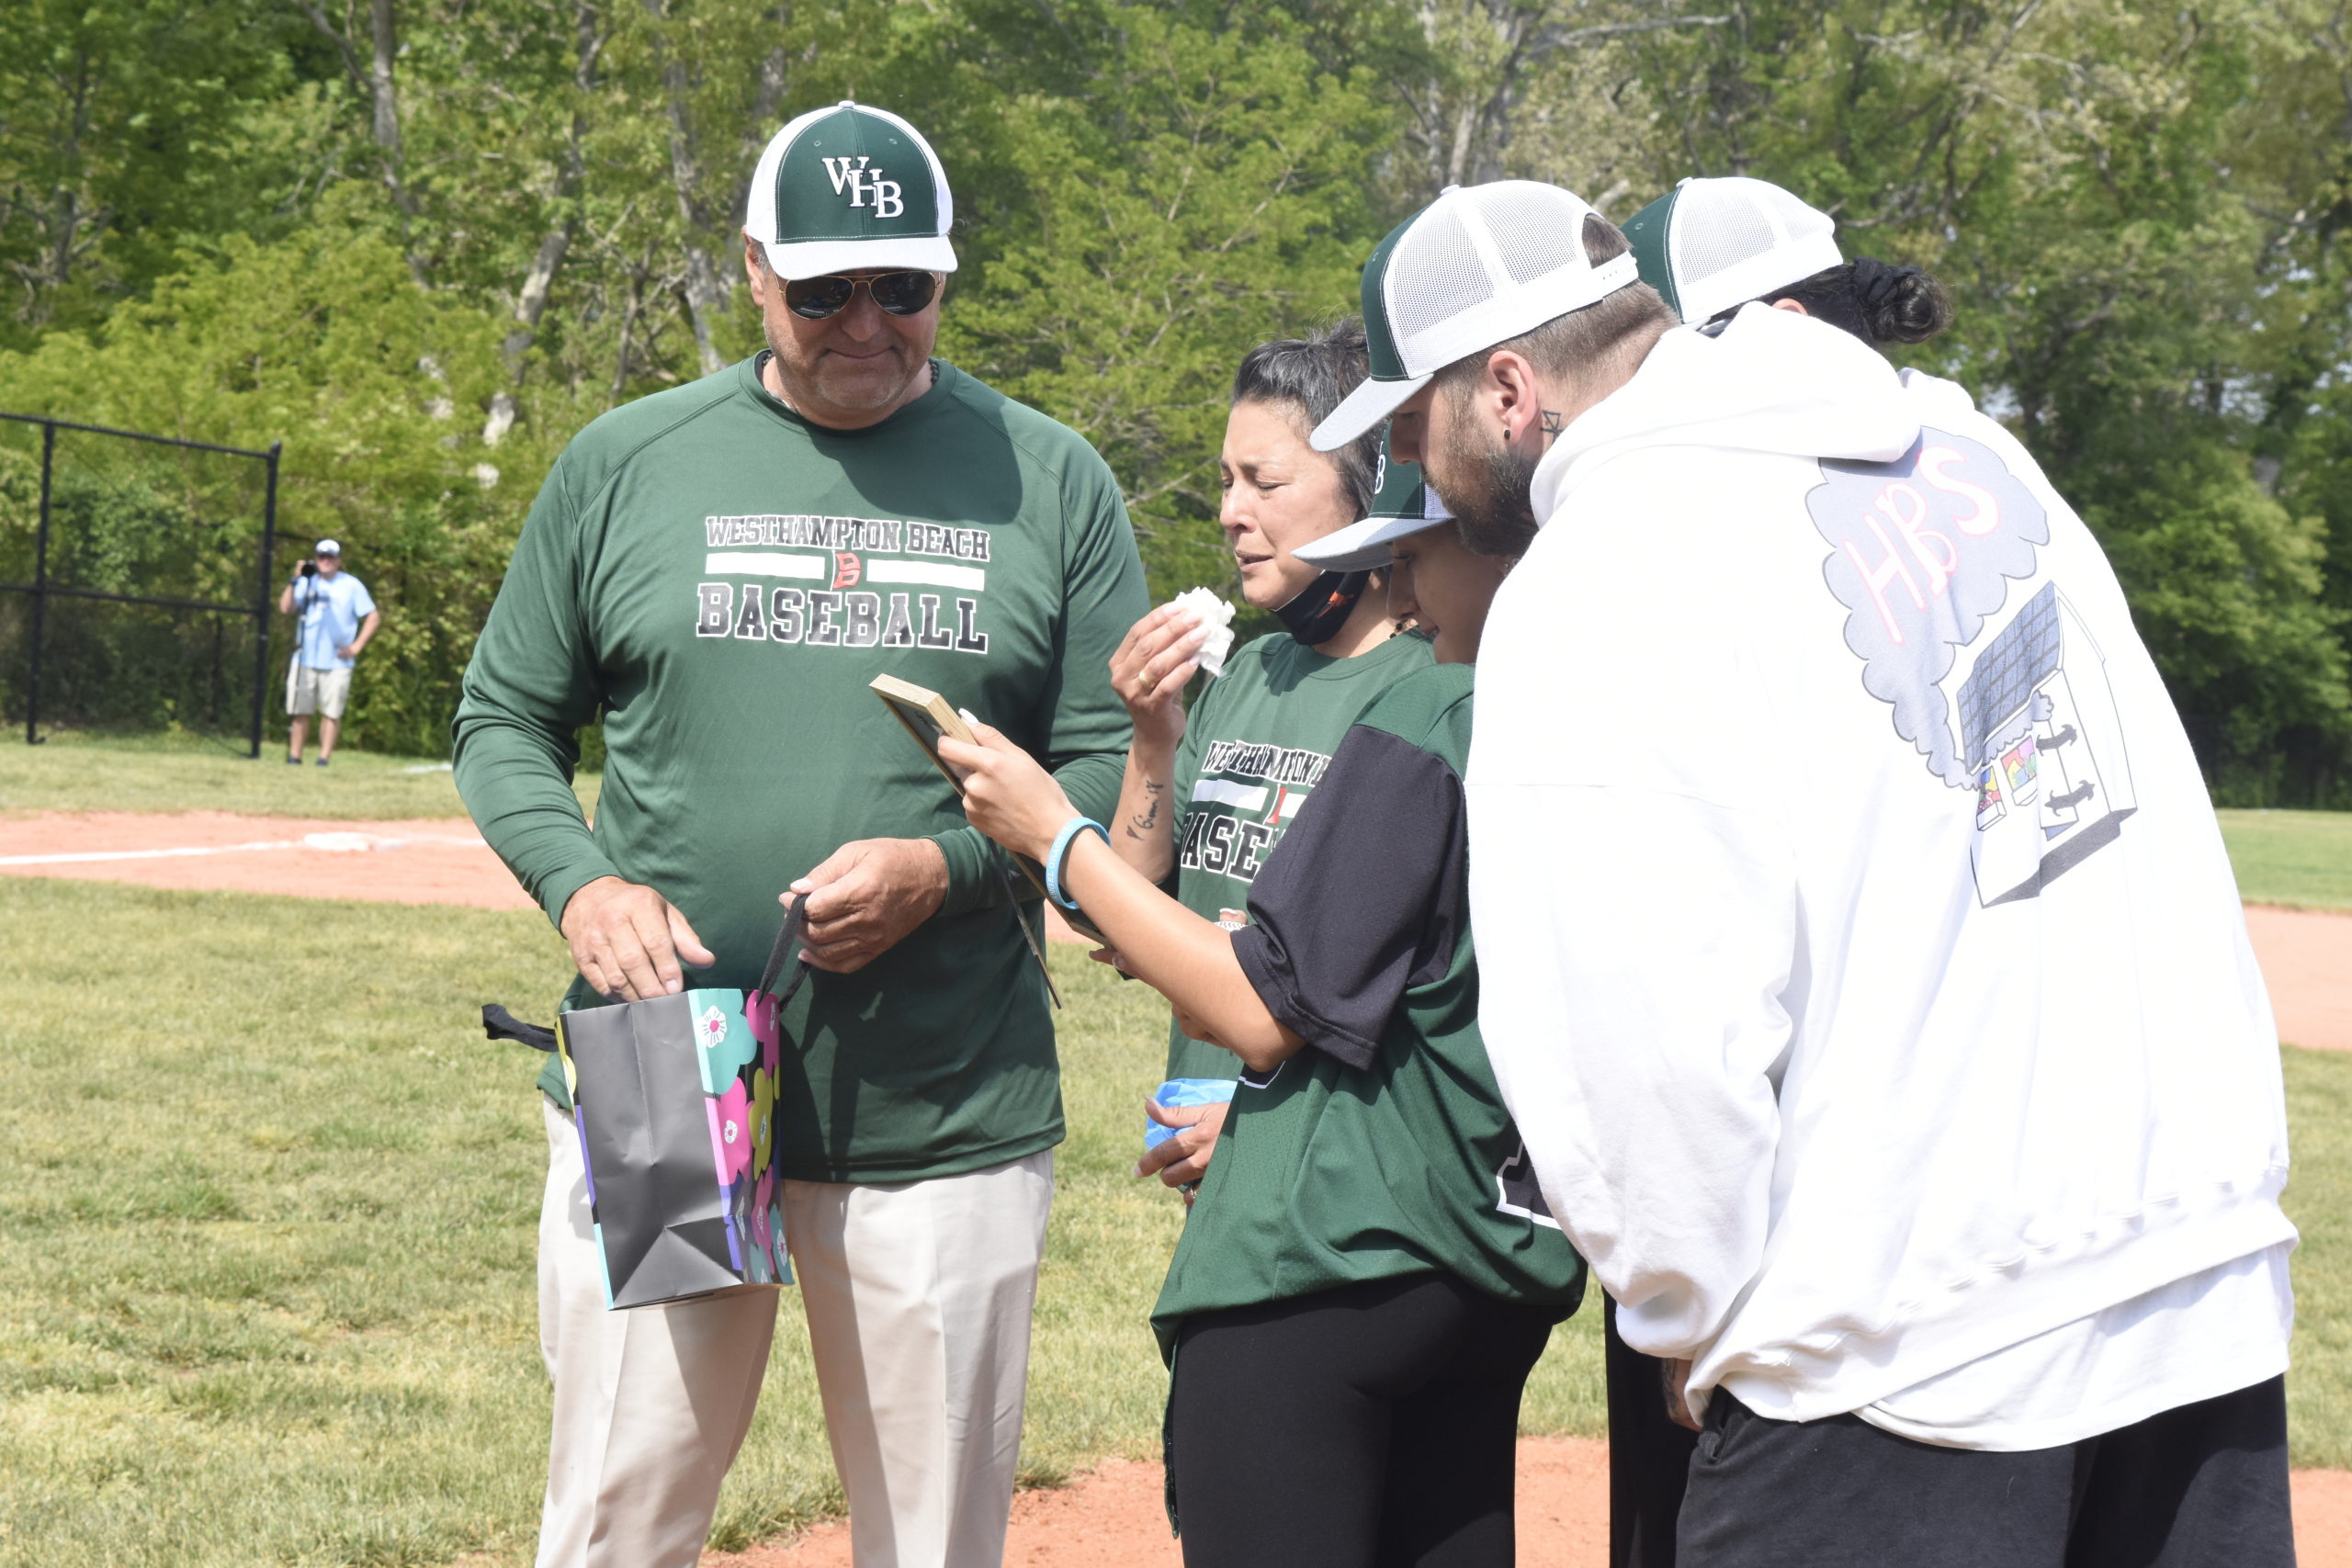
[745,101,956,278]
[1310,181,1639,453]
[1623,176,1841,325]
[1294,434,1453,571]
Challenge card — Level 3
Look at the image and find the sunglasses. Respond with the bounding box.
[784,271,939,321]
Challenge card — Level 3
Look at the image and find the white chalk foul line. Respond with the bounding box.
[0,830,487,867]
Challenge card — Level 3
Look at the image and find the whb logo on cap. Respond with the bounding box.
[747,101,958,278]
[821,156,905,220]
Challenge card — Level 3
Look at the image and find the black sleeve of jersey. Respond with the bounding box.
[1229,725,1465,1070]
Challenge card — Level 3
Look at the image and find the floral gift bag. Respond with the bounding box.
[549,916,806,1309]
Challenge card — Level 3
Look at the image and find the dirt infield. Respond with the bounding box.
[705,1443,1608,1568]
[0,810,537,909]
[2,809,2346,1050]
[706,1438,2352,1567]
[2245,903,2352,1055]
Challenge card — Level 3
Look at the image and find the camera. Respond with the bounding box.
[300,561,318,578]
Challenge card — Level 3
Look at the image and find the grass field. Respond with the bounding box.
[2219,808,2352,911]
[0,875,1604,1567]
[0,747,2345,1565]
[0,734,600,821]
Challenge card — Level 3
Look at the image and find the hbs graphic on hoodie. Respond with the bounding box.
[1466,303,2295,1449]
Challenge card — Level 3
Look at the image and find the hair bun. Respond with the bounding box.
[1850,255,1952,344]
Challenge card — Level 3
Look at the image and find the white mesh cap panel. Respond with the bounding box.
[1315,181,1641,449]
[1386,206,1495,346]
[1387,183,1637,376]
[1670,184,1781,290]
[1759,181,1835,251]
[1481,181,1596,288]
[1666,176,1843,323]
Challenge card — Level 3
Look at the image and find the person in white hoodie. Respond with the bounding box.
[1582,175,1974,1568]
[1310,178,2297,1565]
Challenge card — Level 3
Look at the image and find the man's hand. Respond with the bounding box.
[785,838,949,973]
[561,875,716,1000]
[1136,1098,1227,1190]
[334,642,356,660]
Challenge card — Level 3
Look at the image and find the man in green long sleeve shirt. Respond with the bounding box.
[453,103,1147,1568]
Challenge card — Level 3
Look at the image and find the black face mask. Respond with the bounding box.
[1275,570,1371,646]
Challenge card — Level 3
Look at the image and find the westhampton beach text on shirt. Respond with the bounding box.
[694,513,994,655]
[1180,740,1334,883]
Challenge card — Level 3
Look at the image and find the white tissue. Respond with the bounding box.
[1170,587,1238,679]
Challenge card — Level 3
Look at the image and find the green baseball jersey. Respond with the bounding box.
[454,355,1148,1183]
[1151,664,1586,1355]
[1162,629,1433,1080]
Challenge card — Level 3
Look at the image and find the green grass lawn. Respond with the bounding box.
[0,875,1597,1567]
[2218,808,2352,911]
[0,792,2343,1564]
[0,731,599,821]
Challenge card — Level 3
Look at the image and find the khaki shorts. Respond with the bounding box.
[286,662,353,719]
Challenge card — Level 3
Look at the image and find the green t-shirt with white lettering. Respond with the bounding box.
[1161,629,1432,1081]
[454,355,1148,1183]
[1152,665,1587,1355]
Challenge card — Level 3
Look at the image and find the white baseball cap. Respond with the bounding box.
[1623,176,1842,324]
[315,538,342,555]
[745,101,956,278]
[1293,432,1452,570]
[1310,181,1639,452]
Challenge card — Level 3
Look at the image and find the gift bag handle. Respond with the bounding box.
[758,896,812,1005]
[484,903,809,1043]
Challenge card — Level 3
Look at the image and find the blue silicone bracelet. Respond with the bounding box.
[1045,817,1108,911]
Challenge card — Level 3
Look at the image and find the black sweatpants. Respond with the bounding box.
[1167,1273,1560,1568]
[1606,1297,1697,1568]
[1677,1374,2296,1568]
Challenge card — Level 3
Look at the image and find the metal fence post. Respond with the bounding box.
[24,421,54,745]
[247,440,283,760]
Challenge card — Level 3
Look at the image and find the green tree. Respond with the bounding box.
[0,220,505,752]
[1597,0,2352,801]
[2,0,2347,791]
[941,2,1394,599]
[0,0,309,346]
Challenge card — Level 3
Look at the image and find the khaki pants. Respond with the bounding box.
[534,1100,1055,1568]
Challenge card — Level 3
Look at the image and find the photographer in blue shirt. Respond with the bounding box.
[276,539,379,766]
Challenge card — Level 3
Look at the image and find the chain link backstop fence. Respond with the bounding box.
[0,413,284,757]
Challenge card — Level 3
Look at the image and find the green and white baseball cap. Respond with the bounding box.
[1310,181,1638,453]
[1623,177,1840,324]
[1293,433,1453,571]
[745,101,956,278]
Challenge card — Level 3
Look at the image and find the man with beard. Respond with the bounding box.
[1312,181,2297,1566]
[1309,183,1694,1568]
[455,102,1147,1568]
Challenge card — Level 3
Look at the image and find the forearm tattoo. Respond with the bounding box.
[1126,777,1166,840]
